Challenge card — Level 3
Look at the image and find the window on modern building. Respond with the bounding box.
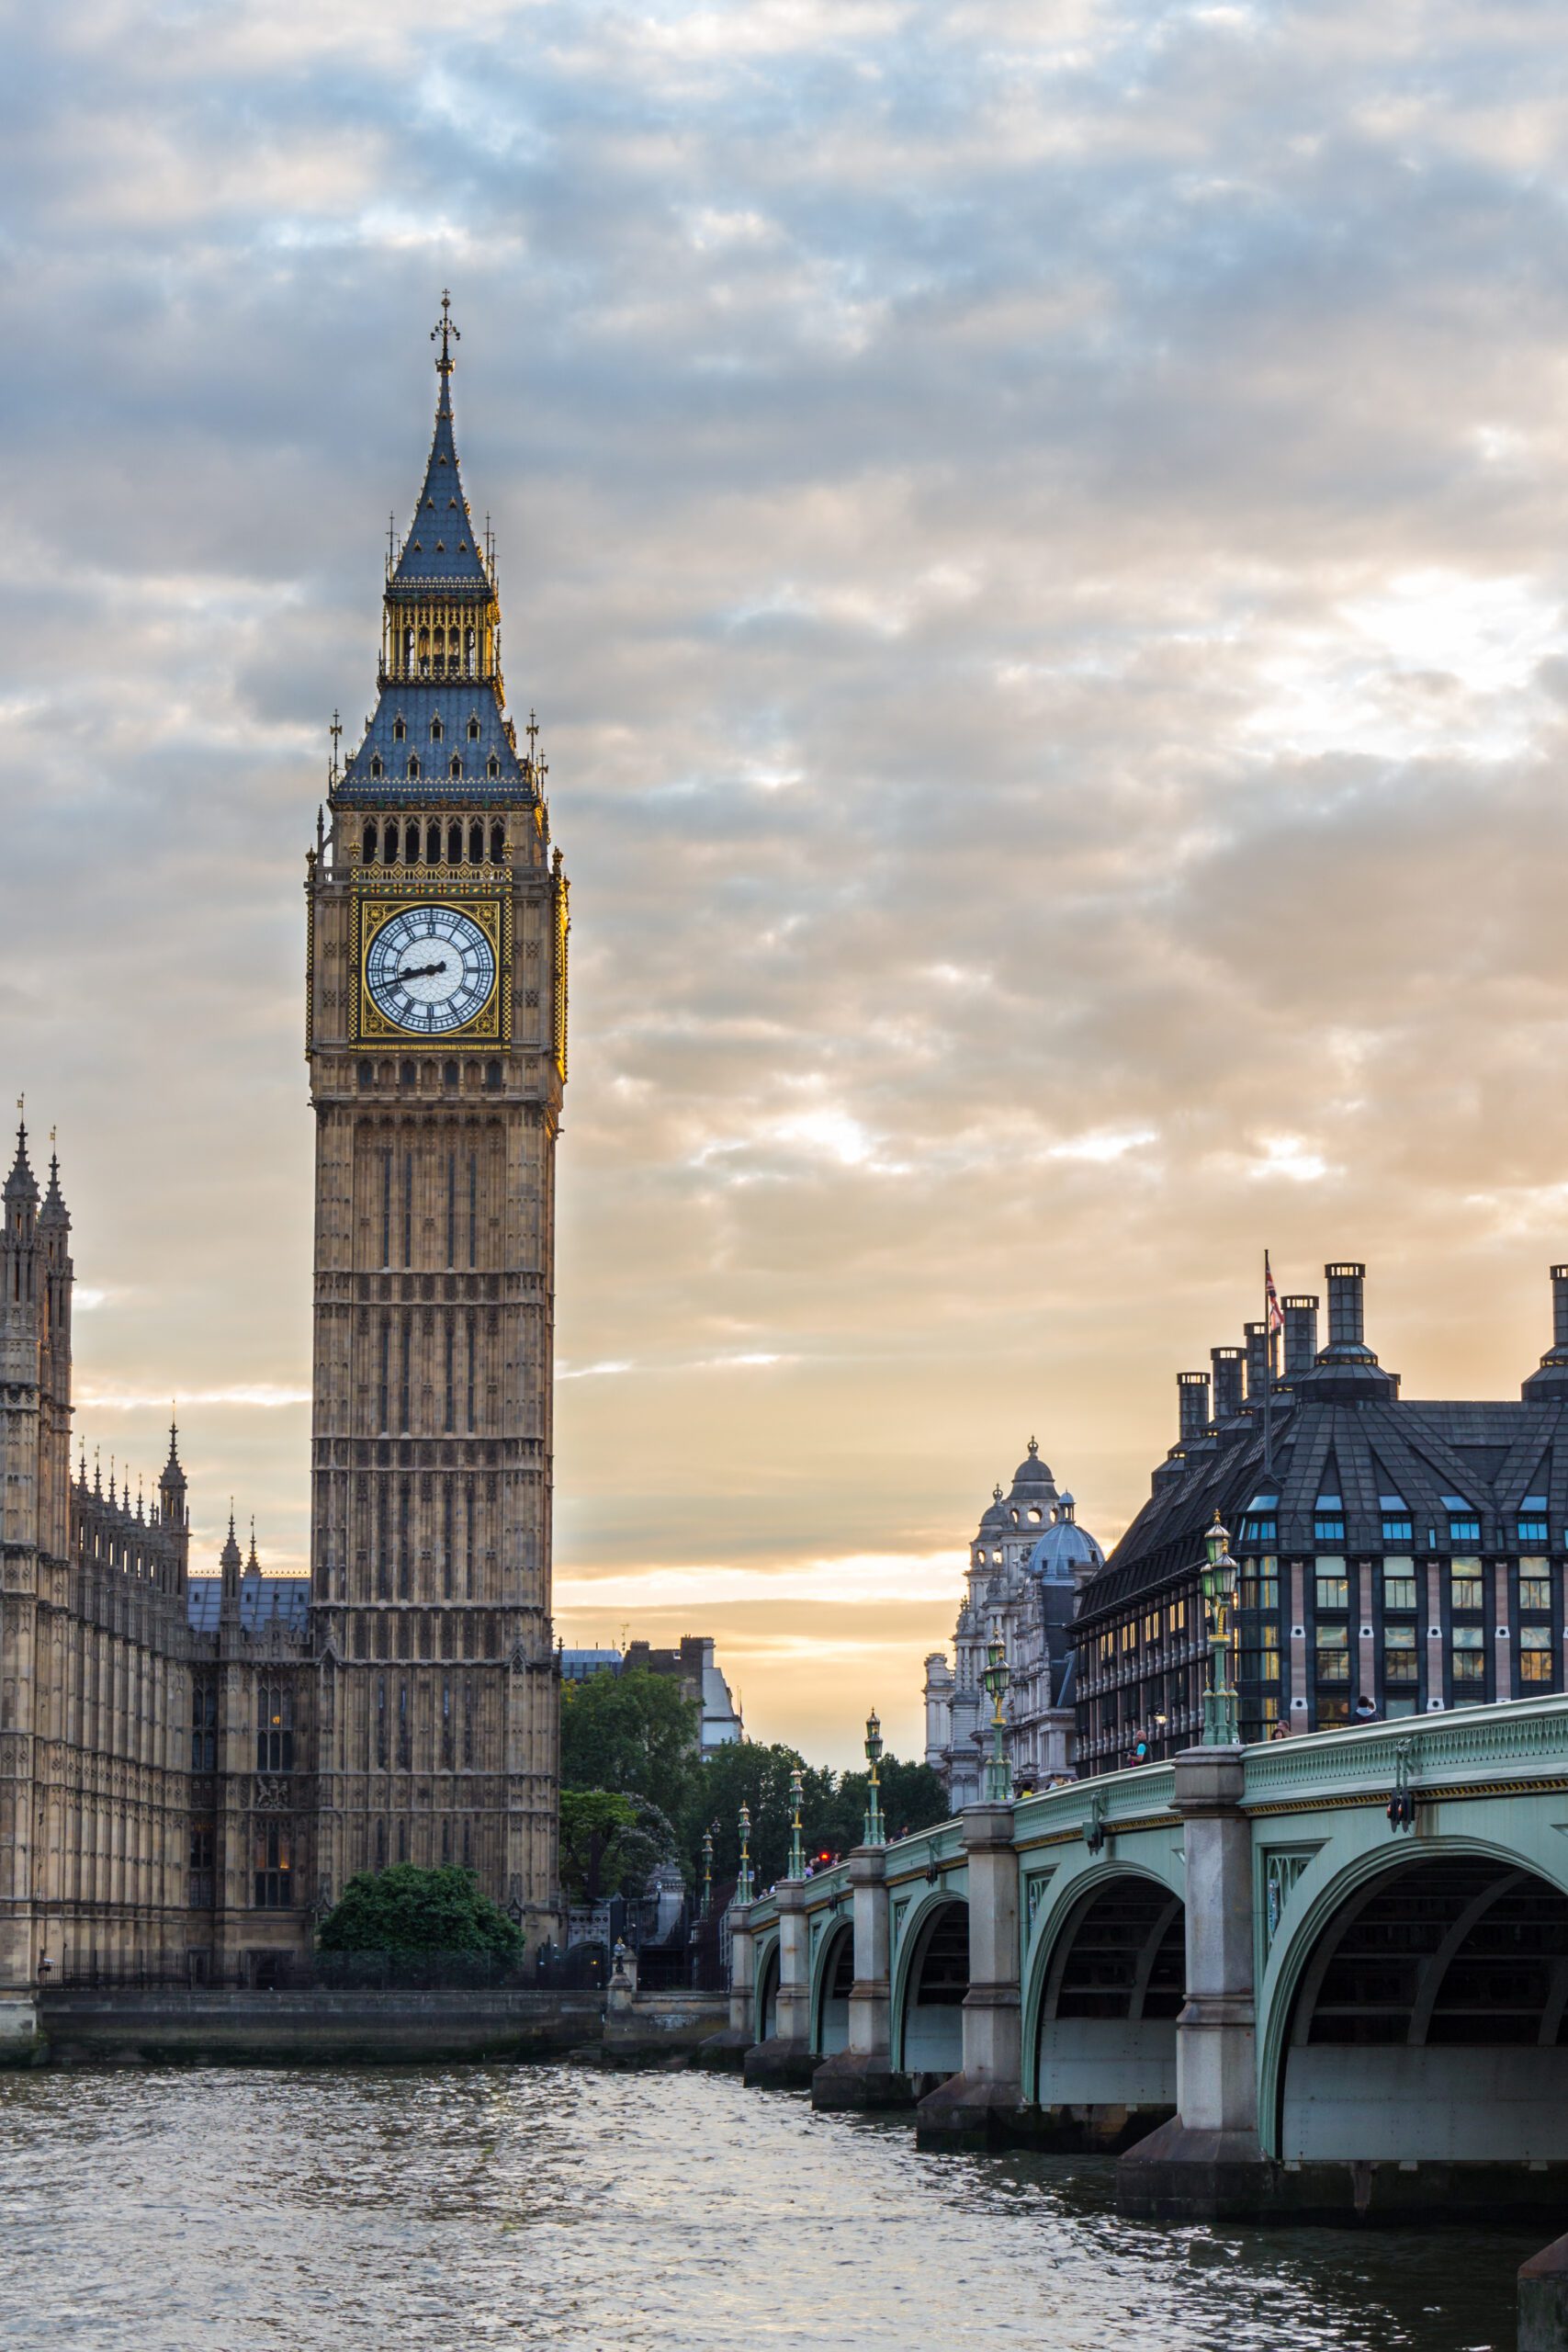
[1380,1560,1419,1612]
[1243,1517,1277,1547]
[1239,1558,1279,1611]
[254,1823,291,1908]
[1239,1623,1280,1684]
[1314,1560,1348,1611]
[1519,1626,1553,1683]
[1518,1517,1550,1546]
[1520,1562,1552,1612]
[1383,1627,1419,1683]
[1450,1563,1483,1611]
[1314,1623,1349,1681]
[1381,1516,1413,1544]
[1449,1517,1481,1546]
[1314,1514,1345,1544]
[1450,1626,1485,1689]
[1317,1693,1350,1727]
[256,1682,294,1772]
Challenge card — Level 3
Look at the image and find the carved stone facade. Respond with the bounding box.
[922,1440,1104,1804]
[0,321,567,1989]
[305,317,565,1944]
[0,1127,314,1984]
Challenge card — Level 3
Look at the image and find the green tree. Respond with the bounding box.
[316,1865,523,1961]
[559,1667,701,1821]
[684,1745,953,1889]
[559,1789,681,1905]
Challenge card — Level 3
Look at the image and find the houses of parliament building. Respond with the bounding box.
[0,305,569,1986]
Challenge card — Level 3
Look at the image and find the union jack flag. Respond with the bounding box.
[1265,1250,1284,1335]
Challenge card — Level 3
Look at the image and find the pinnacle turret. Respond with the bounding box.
[5,1116,38,1207]
[39,1147,69,1228]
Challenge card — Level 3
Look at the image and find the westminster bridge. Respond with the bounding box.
[723,1695,1568,2275]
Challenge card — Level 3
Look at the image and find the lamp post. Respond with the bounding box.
[699,1826,714,1921]
[787,1764,807,1880]
[863,1707,886,1847]
[981,1624,1012,1802]
[736,1803,754,1905]
[1200,1510,1240,1747]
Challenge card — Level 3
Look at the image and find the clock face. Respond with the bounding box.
[365,904,497,1035]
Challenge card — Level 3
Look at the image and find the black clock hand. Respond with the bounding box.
[393,959,449,982]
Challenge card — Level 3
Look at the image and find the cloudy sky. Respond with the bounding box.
[6,1,1568,1763]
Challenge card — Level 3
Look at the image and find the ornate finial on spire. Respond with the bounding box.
[94,1445,101,1497]
[108,1456,117,1507]
[1028,1435,1038,1457]
[78,1439,86,1487]
[247,1515,260,1573]
[329,709,342,782]
[6,1100,37,1204]
[432,289,459,378]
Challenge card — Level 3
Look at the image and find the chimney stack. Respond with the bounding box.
[1244,1320,1269,1406]
[1211,1344,1245,1422]
[1282,1294,1318,1377]
[1552,1265,1568,1356]
[1324,1261,1369,1358]
[1177,1371,1210,1443]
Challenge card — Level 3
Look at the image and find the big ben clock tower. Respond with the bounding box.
[305,300,565,1940]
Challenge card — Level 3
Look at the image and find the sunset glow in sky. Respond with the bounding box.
[8,2,1568,1764]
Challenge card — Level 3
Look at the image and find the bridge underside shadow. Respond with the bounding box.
[1281,1855,1568,2167]
[1026,1876,1183,2152]
[1122,1849,1568,2225]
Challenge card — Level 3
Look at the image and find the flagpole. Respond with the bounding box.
[1263,1250,1275,1478]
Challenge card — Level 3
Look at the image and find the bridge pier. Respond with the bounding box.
[743,1880,818,2089]
[916,1803,1021,2149]
[694,1902,754,2072]
[813,1847,907,2109]
[1117,1747,1268,2220]
[1519,2233,1568,2350]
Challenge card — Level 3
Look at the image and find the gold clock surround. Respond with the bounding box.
[354,882,510,1048]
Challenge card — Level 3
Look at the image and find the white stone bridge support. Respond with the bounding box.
[813,1846,904,2109]
[1117,1747,1263,2217]
[916,1804,1022,2147]
[743,1879,818,2088]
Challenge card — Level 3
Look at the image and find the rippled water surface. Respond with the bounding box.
[0,2064,1539,2351]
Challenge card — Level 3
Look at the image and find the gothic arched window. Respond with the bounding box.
[449,755,463,779]
[426,819,442,862]
[447,820,463,863]
[468,716,479,741]
[431,717,443,742]
[407,754,421,780]
[489,820,504,861]
[362,820,378,862]
[468,820,483,861]
[254,1823,291,1909]
[256,1681,294,1772]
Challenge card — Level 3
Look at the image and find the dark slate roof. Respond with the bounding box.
[1077,1384,1568,1629]
[335,683,531,807]
[390,376,491,593]
[560,1647,624,1682]
[186,1576,311,1635]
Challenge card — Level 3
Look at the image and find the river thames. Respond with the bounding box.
[0,2064,1535,2350]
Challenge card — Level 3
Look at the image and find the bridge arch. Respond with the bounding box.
[891,1891,968,2077]
[1263,1841,1568,2163]
[810,1917,854,2056]
[752,1933,780,2045]
[1025,1866,1184,2123]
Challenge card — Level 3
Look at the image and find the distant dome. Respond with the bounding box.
[977,1482,1009,1535]
[1029,1498,1105,1583]
[1007,1435,1058,1498]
